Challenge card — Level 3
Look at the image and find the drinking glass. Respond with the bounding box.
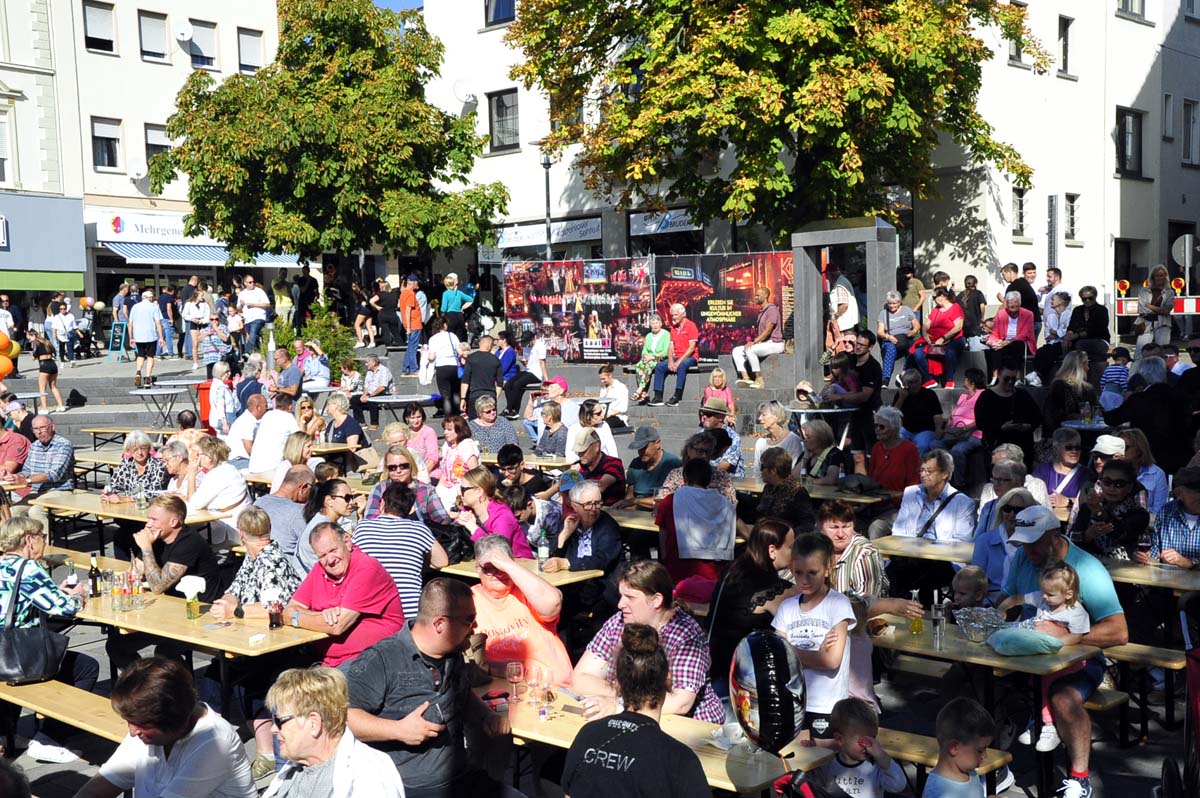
[505,661,525,703]
[1137,530,1153,556]
[527,665,545,708]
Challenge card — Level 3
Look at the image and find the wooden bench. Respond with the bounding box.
[0,681,126,751]
[1105,642,1186,734]
[1082,687,1131,748]
[878,727,1011,793]
[621,363,717,376]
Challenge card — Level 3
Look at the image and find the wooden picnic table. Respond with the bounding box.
[81,426,178,449]
[29,492,229,553]
[312,441,358,470]
[1103,559,1200,594]
[44,545,128,573]
[480,452,572,471]
[75,589,326,714]
[366,394,436,424]
[873,536,975,564]
[730,477,897,506]
[128,386,188,426]
[244,470,373,496]
[481,678,833,793]
[441,558,604,588]
[607,507,658,533]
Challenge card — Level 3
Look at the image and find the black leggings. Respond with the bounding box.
[435,365,461,417]
[351,393,380,426]
[503,371,541,414]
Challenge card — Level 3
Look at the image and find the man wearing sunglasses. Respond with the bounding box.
[346,578,515,798]
[1063,285,1110,386]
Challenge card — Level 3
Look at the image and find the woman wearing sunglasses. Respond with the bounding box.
[1033,427,1088,513]
[1068,459,1149,561]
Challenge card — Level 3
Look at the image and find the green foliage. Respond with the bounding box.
[507,0,1047,240]
[298,302,357,373]
[151,0,508,262]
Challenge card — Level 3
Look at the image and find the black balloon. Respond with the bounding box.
[729,631,806,754]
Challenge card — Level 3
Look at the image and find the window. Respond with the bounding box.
[0,114,9,185]
[1116,108,1144,176]
[484,0,515,26]
[237,28,262,73]
[487,89,519,152]
[1184,100,1200,165]
[1012,187,1027,237]
[145,124,170,160]
[138,11,167,60]
[1058,17,1072,74]
[550,93,583,134]
[1065,194,1080,240]
[1009,3,1025,63]
[91,117,121,169]
[83,1,115,52]
[1188,0,1198,17]
[1119,0,1145,16]
[189,20,217,69]
[1165,93,1176,139]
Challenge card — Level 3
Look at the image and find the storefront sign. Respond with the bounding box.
[494,217,602,249]
[85,207,220,246]
[629,210,701,236]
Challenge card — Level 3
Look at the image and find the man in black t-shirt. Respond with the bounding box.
[836,329,884,455]
[459,335,504,419]
[997,262,1041,323]
[107,494,223,671]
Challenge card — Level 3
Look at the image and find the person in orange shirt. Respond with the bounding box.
[470,533,573,686]
[399,274,424,376]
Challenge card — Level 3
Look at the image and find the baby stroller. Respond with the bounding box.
[1159,591,1200,797]
[75,310,102,359]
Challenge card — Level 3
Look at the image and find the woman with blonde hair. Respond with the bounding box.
[1136,263,1175,354]
[270,431,319,493]
[208,360,238,435]
[263,667,404,797]
[186,434,251,543]
[1043,350,1098,436]
[456,466,533,557]
[294,394,326,439]
[440,272,472,340]
[1118,428,1168,513]
[797,419,844,486]
[182,287,211,371]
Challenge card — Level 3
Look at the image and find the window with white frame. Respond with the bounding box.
[1165,93,1176,139]
[145,124,171,160]
[485,0,515,26]
[138,11,168,61]
[1119,0,1145,16]
[0,114,10,185]
[83,1,115,52]
[91,117,121,169]
[1116,108,1144,176]
[1012,188,1028,237]
[189,20,217,69]
[1058,17,1072,74]
[1184,100,1200,165]
[1065,194,1080,240]
[238,28,262,73]
[487,89,519,152]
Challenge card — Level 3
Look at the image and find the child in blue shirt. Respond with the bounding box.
[922,698,994,798]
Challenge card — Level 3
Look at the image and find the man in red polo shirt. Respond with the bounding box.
[284,522,405,666]
[649,302,700,406]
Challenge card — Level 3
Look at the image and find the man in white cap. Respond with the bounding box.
[1000,505,1127,798]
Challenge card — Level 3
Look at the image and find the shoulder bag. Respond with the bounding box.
[0,559,69,685]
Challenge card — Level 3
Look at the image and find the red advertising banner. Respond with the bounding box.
[501,253,793,364]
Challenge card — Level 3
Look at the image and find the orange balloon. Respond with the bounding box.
[0,355,11,380]
[0,332,8,352]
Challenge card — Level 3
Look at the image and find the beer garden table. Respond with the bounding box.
[440,558,605,588]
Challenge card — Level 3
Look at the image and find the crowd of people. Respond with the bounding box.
[0,259,1195,798]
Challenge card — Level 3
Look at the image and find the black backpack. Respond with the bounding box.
[66,389,87,408]
[424,520,474,565]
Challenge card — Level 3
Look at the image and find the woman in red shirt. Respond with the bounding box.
[909,288,965,388]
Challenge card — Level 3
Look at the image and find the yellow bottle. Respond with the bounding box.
[909,590,924,635]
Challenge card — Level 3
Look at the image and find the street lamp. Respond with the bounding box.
[542,152,553,261]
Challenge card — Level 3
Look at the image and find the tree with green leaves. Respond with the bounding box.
[151,0,508,263]
[508,1,1044,239]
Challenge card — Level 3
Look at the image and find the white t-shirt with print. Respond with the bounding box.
[1025,592,1091,634]
[99,704,256,798]
[772,588,857,713]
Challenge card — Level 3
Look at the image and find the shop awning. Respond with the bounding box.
[103,242,301,267]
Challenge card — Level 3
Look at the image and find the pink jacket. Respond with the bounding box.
[987,307,1037,354]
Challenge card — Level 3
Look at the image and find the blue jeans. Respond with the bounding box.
[524,419,542,442]
[949,435,983,487]
[901,428,938,455]
[245,320,265,353]
[909,338,963,385]
[158,321,174,356]
[652,356,697,396]
[402,328,423,373]
[880,338,910,381]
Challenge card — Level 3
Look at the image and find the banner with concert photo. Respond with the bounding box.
[653,252,795,362]
[501,258,653,363]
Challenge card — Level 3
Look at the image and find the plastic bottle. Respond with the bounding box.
[909,589,924,635]
[932,589,945,648]
[537,528,550,572]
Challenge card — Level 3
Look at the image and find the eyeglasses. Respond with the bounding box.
[386,463,411,471]
[1081,295,1097,302]
[1061,445,1081,451]
[331,493,353,501]
[271,713,295,728]
[577,500,602,510]
[1099,478,1130,488]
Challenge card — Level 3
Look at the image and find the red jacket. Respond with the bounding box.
[987,307,1037,354]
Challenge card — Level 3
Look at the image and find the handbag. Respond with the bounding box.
[0,559,69,685]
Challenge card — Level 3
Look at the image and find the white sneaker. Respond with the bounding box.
[27,736,78,763]
[1056,776,1092,798]
[354,342,366,349]
[994,765,1015,793]
[191,362,201,370]
[1017,724,1034,745]
[1035,723,1061,752]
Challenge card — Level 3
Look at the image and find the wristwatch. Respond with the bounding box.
[291,610,301,628]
